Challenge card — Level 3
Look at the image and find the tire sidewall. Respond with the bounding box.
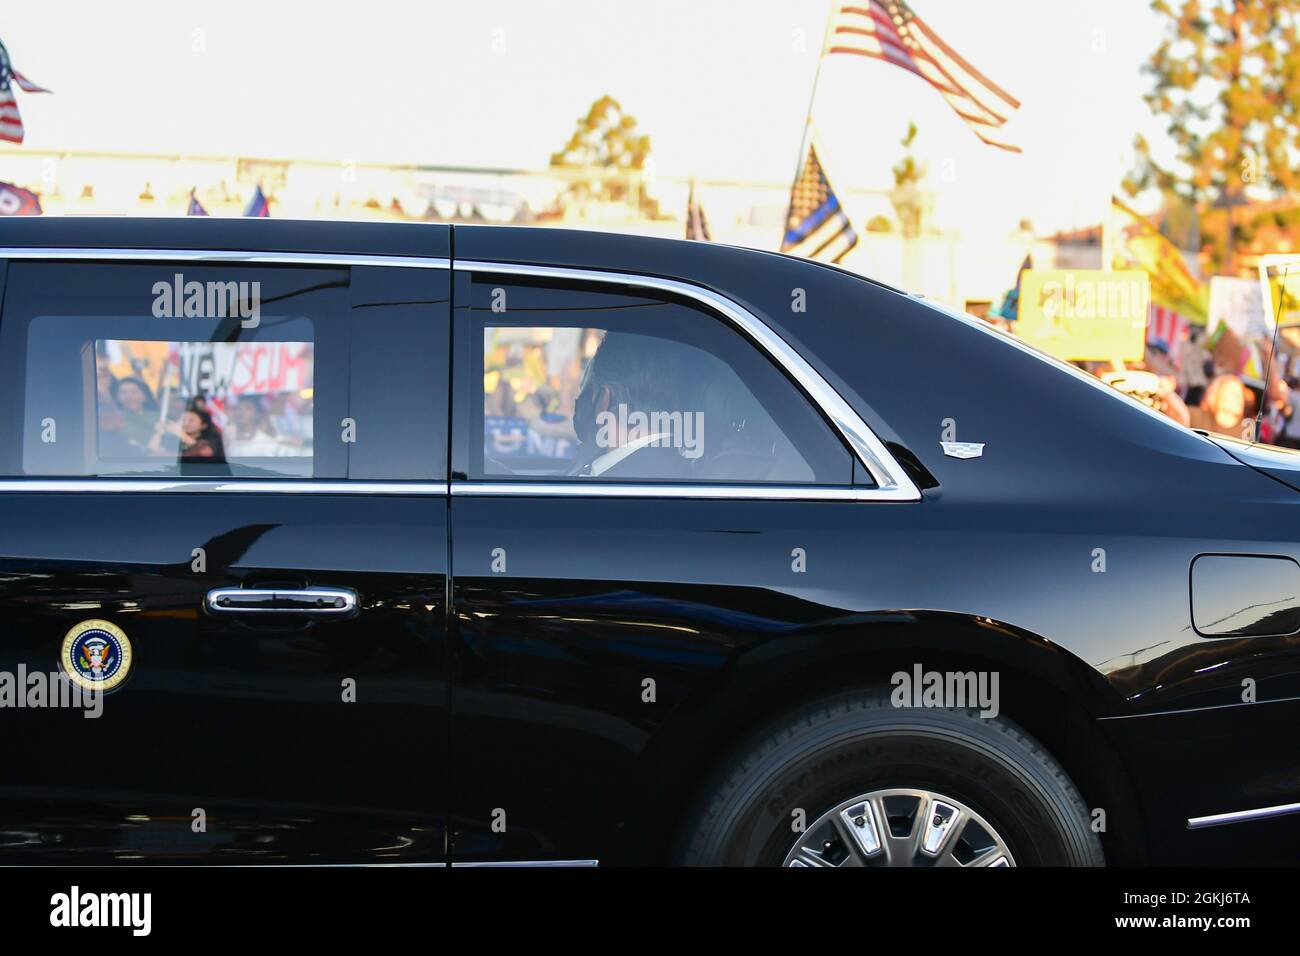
[689,707,1098,866]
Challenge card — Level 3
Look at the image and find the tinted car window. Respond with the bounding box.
[458,275,853,484]
[346,264,450,481]
[0,260,447,481]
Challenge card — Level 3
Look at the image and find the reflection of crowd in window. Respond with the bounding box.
[96,357,312,464]
[224,396,303,457]
[1081,327,1300,448]
[483,328,601,461]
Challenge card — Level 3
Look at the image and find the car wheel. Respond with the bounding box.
[676,688,1104,866]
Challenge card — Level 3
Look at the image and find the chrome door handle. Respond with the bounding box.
[205,587,359,618]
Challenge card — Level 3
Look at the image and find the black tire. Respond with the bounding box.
[676,688,1104,866]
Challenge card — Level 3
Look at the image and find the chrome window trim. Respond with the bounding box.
[0,479,448,495]
[458,259,921,502]
[1187,801,1300,830]
[0,247,449,269]
[0,478,909,502]
[451,481,915,502]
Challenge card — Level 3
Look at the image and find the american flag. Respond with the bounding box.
[686,180,710,241]
[187,188,209,216]
[1147,303,1189,367]
[827,1,1020,153]
[782,139,858,263]
[243,184,270,217]
[0,180,42,216]
[0,39,50,145]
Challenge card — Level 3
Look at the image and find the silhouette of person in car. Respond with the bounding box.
[568,332,706,479]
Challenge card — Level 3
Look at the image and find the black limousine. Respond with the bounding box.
[0,217,1297,866]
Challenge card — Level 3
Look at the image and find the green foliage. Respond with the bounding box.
[1129,0,1300,205]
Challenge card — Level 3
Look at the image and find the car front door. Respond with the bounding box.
[0,248,452,863]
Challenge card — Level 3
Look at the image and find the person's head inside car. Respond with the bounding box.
[570,331,706,479]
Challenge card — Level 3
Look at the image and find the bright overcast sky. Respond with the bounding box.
[4,0,1170,234]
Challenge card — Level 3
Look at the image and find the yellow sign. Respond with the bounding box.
[1017,270,1149,362]
[1258,255,1300,329]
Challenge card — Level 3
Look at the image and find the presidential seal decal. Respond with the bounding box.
[60,620,133,692]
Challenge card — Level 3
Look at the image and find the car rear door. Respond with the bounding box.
[0,245,452,863]
[445,254,917,864]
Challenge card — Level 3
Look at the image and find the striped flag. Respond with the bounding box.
[0,180,42,215]
[994,253,1033,321]
[1147,303,1189,367]
[243,184,270,217]
[1107,197,1208,326]
[685,180,711,241]
[187,188,209,216]
[827,1,1020,153]
[0,39,51,145]
[782,137,858,263]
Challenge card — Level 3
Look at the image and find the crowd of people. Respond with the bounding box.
[1087,325,1300,448]
[96,358,312,465]
[483,326,599,464]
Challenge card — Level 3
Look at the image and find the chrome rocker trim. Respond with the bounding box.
[1187,801,1300,830]
[450,859,599,868]
[451,481,890,501]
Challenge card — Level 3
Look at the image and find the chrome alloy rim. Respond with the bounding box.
[783,788,1015,867]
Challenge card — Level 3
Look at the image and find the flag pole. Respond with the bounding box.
[784,0,838,240]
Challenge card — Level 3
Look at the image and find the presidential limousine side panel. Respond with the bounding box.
[445,225,1300,866]
[0,219,1298,867]
[0,223,453,863]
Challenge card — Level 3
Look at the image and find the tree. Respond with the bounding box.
[889,122,931,239]
[550,95,658,217]
[1126,0,1300,272]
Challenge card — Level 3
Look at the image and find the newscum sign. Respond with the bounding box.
[1017,269,1150,362]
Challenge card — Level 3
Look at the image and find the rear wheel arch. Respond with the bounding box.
[646,614,1147,863]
